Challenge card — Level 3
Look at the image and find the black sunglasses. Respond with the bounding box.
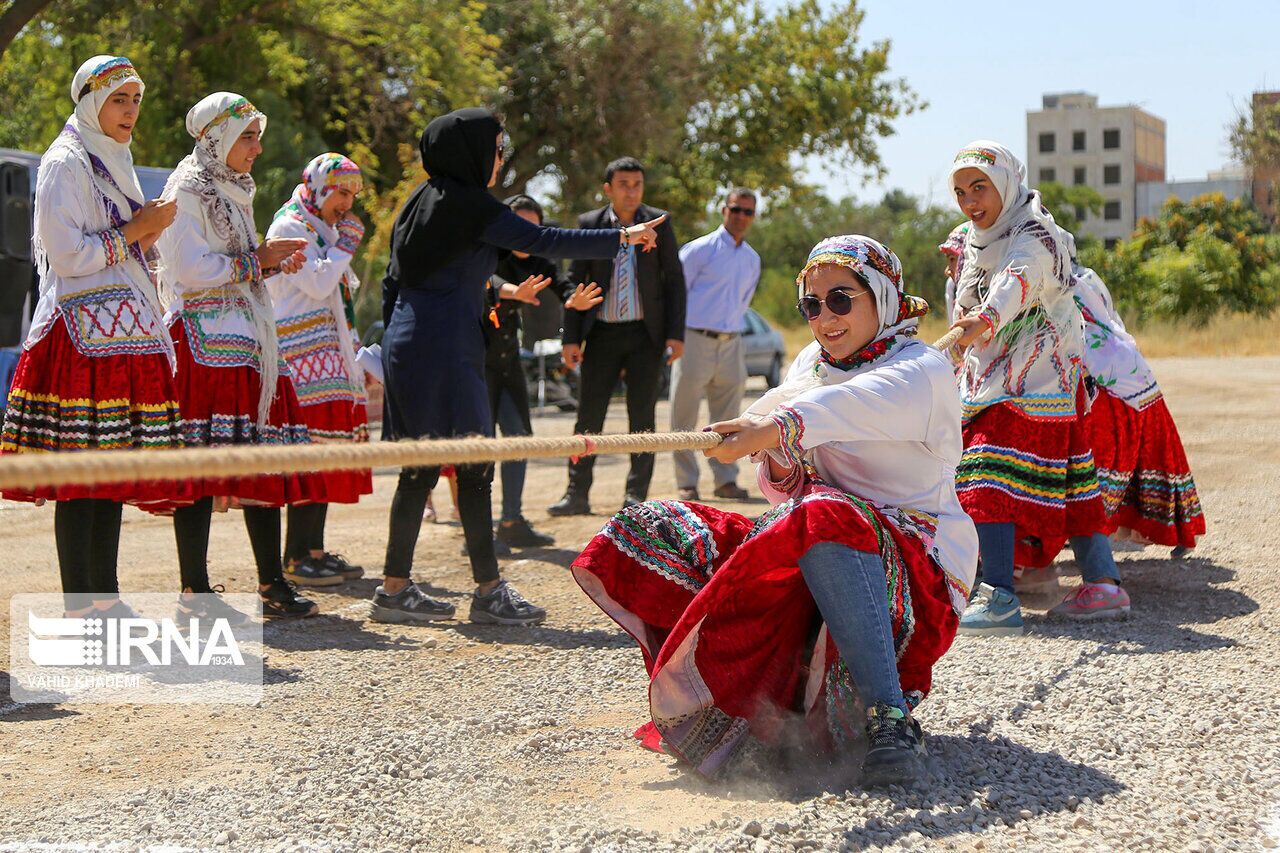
[796,287,868,321]
[727,205,755,216]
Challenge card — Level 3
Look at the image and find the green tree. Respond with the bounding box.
[1037,181,1104,242]
[1082,193,1280,325]
[0,0,504,329]
[485,0,918,229]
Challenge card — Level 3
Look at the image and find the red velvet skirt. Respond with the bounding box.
[293,397,372,504]
[1088,389,1204,548]
[1,318,191,507]
[957,392,1107,568]
[159,322,323,510]
[572,485,959,779]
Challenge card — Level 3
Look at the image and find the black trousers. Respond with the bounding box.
[285,503,329,563]
[384,464,499,584]
[172,497,284,591]
[54,498,123,611]
[566,321,663,500]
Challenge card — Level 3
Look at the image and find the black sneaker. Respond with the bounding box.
[259,579,319,619]
[468,580,546,626]
[621,494,644,510]
[317,552,364,580]
[496,517,555,548]
[175,585,251,626]
[370,582,456,623]
[283,557,345,587]
[461,537,513,558]
[547,492,590,517]
[861,703,925,788]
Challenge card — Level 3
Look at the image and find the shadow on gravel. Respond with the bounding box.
[261,613,429,652]
[642,732,1122,849]
[0,669,80,722]
[1026,556,1253,654]
[448,622,633,651]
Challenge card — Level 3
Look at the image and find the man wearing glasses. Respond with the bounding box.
[670,188,762,502]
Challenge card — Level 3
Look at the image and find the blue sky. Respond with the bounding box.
[790,0,1279,205]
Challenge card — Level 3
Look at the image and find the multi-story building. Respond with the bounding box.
[1135,166,1251,223]
[1026,92,1166,246]
[1249,91,1280,225]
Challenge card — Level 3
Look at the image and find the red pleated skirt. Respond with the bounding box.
[0,317,192,507]
[956,389,1107,568]
[572,486,958,779]
[158,321,323,510]
[292,397,372,504]
[1087,389,1204,548]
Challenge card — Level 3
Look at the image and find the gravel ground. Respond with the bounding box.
[1,357,1278,852]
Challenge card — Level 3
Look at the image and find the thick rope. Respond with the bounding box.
[0,329,966,491]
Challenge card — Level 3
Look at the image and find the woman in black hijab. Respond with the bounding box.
[375,107,666,627]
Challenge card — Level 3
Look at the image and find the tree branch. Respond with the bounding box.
[0,0,55,60]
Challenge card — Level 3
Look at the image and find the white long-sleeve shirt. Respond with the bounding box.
[1074,266,1159,410]
[27,144,170,361]
[265,212,362,407]
[756,340,978,612]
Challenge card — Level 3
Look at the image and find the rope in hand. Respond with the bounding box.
[0,329,966,491]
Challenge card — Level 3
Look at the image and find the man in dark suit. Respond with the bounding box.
[548,156,686,515]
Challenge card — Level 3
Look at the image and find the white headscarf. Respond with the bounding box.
[745,235,928,418]
[948,140,1073,312]
[67,55,145,204]
[162,92,279,427]
[34,55,175,368]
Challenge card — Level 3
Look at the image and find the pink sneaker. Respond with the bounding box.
[1049,583,1131,621]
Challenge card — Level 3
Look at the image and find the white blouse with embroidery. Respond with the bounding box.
[1074,266,1160,411]
[27,145,170,361]
[755,339,979,612]
[265,210,363,407]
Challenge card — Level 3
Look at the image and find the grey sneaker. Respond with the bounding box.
[468,580,546,626]
[370,582,456,623]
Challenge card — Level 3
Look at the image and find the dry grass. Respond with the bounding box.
[779,312,1280,362]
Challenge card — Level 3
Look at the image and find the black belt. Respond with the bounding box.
[689,327,739,341]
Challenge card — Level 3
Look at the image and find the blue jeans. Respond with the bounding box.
[495,389,527,522]
[798,542,907,716]
[976,522,1121,593]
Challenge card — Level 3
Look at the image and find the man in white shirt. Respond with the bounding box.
[670,188,761,500]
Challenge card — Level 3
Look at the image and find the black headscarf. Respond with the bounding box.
[386,108,508,285]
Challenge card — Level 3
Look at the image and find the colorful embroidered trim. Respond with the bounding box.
[2,390,183,452]
[956,443,1101,509]
[770,405,806,469]
[227,251,261,285]
[276,309,359,406]
[197,97,259,139]
[601,500,720,593]
[58,285,165,357]
[953,147,998,166]
[82,57,138,94]
[180,300,262,370]
[180,413,310,448]
[99,227,129,267]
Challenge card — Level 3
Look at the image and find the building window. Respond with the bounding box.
[1038,168,1056,184]
[1104,238,1119,250]
[1039,132,1056,153]
[1075,206,1086,222]
[1103,164,1121,185]
[1073,167,1087,185]
[1072,130,1086,151]
[1104,200,1122,221]
[1103,128,1120,149]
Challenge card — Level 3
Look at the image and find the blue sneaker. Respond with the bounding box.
[958,583,1025,636]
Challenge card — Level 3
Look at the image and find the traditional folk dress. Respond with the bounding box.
[938,222,970,324]
[572,236,978,779]
[949,141,1107,569]
[265,153,372,504]
[1074,265,1204,548]
[1,56,187,508]
[156,92,319,508]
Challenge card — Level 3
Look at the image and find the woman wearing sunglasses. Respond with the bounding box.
[571,235,977,788]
